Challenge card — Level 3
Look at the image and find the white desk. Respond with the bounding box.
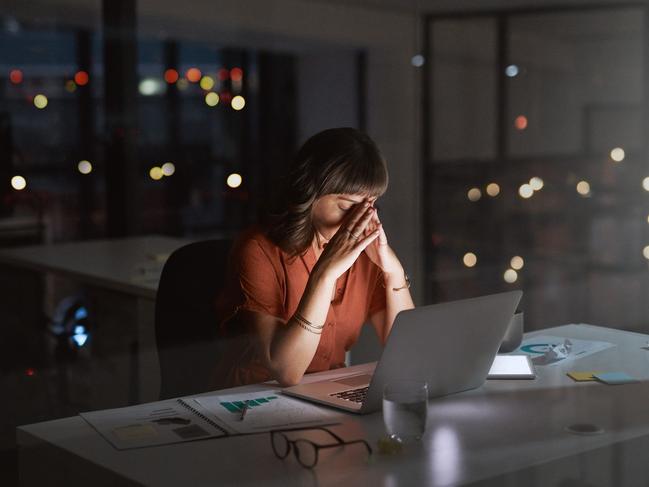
[0,236,192,404]
[0,235,190,300]
[17,324,649,486]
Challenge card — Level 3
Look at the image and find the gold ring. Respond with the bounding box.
[346,229,360,239]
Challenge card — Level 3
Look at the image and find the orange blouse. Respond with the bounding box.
[212,228,386,389]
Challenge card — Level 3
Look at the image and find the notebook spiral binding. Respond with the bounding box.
[177,398,229,436]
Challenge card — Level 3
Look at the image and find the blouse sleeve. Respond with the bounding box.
[236,238,285,320]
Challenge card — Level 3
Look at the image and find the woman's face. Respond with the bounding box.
[311,193,377,239]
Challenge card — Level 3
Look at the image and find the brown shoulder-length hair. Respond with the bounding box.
[267,127,388,256]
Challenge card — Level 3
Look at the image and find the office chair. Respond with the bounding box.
[155,239,232,399]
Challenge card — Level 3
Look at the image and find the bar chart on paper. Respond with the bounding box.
[219,395,279,413]
[195,390,342,434]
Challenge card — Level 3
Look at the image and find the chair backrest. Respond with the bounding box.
[155,239,232,399]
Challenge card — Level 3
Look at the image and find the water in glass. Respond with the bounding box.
[383,381,428,442]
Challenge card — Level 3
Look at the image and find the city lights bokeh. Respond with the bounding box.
[161,162,175,176]
[518,184,533,199]
[205,92,220,107]
[149,167,163,180]
[510,256,524,270]
[227,173,243,188]
[186,68,202,83]
[576,180,591,196]
[231,95,246,111]
[467,188,481,202]
[486,183,500,197]
[11,175,27,190]
[33,94,48,109]
[504,269,518,283]
[463,252,477,268]
[610,147,625,162]
[164,69,179,84]
[77,160,92,174]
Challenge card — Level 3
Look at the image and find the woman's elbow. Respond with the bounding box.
[270,365,304,387]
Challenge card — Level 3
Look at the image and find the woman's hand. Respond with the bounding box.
[363,208,405,279]
[312,202,380,283]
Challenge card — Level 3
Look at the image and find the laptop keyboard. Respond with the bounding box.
[330,386,368,403]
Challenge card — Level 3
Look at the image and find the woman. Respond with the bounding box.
[213,127,414,388]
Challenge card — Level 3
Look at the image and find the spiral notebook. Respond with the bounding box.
[80,390,340,450]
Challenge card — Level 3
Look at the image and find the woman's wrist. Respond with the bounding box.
[383,267,408,289]
[308,264,337,289]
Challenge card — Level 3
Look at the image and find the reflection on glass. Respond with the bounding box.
[9,69,23,84]
[505,64,519,77]
[33,94,48,109]
[642,177,649,191]
[518,184,533,199]
[11,175,27,190]
[231,95,246,111]
[504,269,518,283]
[199,75,215,90]
[164,68,179,84]
[161,162,175,176]
[529,177,544,191]
[510,256,524,270]
[227,173,243,188]
[139,78,165,96]
[486,183,500,197]
[514,115,528,130]
[74,71,89,86]
[230,67,244,81]
[643,246,649,260]
[177,78,189,90]
[467,188,481,202]
[411,54,425,67]
[186,67,202,82]
[576,181,591,196]
[610,147,625,162]
[77,160,92,175]
[463,252,477,268]
[149,167,163,181]
[204,92,220,106]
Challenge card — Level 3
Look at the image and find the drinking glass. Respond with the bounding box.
[382,381,428,443]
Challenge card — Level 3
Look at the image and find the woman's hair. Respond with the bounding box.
[267,127,388,256]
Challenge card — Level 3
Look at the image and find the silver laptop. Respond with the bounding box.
[283,291,522,414]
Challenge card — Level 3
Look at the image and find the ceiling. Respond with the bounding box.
[2,0,644,50]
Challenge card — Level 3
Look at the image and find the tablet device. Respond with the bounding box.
[487,355,536,379]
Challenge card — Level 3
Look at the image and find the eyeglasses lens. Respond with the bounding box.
[294,440,318,468]
[271,433,290,458]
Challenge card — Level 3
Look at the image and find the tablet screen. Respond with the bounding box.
[487,355,536,379]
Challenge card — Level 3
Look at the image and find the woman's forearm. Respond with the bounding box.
[381,270,415,342]
[268,269,335,386]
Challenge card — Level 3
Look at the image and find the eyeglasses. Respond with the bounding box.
[270,427,372,469]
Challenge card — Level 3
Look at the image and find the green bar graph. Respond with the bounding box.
[219,396,278,413]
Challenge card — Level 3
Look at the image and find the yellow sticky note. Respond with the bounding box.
[567,371,602,382]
